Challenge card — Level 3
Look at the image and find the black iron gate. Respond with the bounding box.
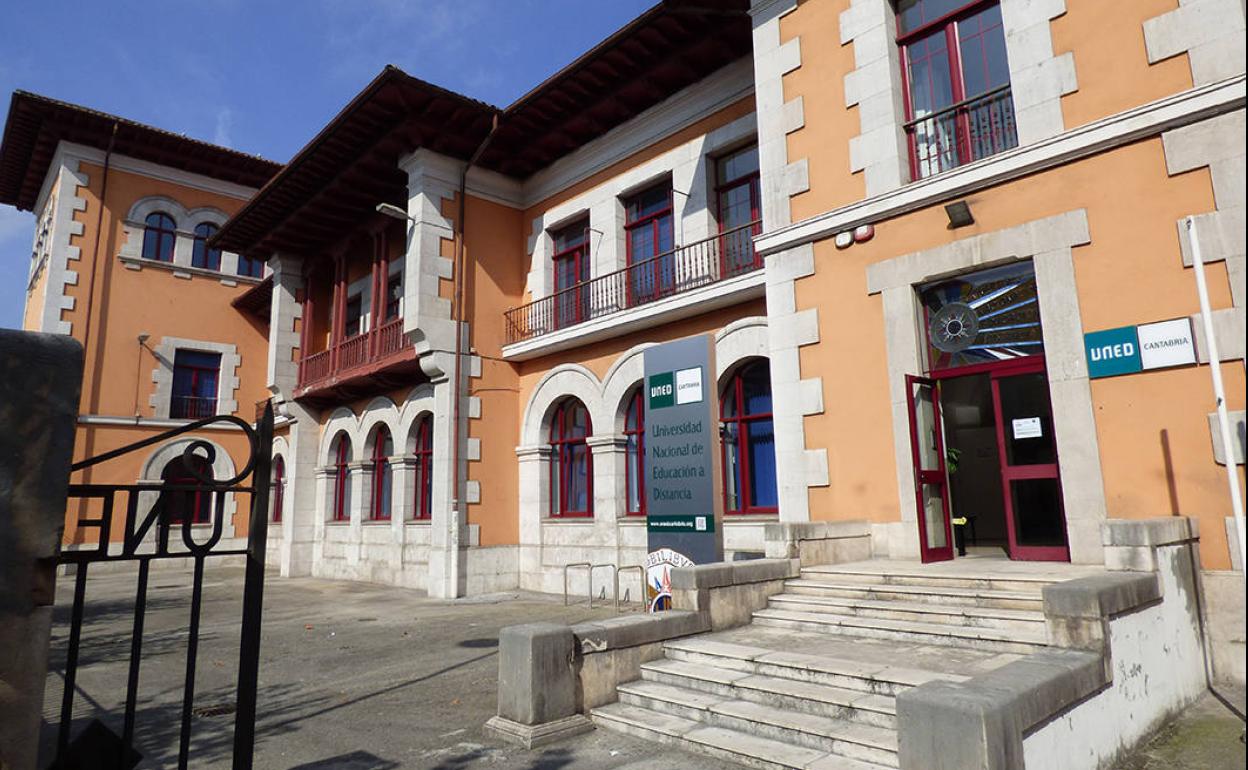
[51,405,274,769]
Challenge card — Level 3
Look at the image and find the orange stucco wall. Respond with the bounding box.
[1052,0,1192,129]
[522,94,758,225]
[23,261,48,331]
[57,160,267,544]
[783,0,867,220]
[463,193,527,546]
[794,136,1242,568]
[780,0,1200,221]
[517,299,768,425]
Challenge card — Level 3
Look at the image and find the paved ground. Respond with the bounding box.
[1113,691,1246,770]
[40,566,728,769]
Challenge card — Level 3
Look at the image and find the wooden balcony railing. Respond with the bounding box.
[297,316,412,391]
[503,221,762,345]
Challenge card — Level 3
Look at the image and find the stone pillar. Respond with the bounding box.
[426,375,465,598]
[266,253,304,397]
[277,401,320,577]
[587,435,627,524]
[516,445,551,592]
[484,623,591,748]
[0,330,83,770]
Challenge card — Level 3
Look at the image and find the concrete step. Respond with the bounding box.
[799,564,1061,594]
[637,658,896,728]
[661,636,967,697]
[591,701,897,769]
[783,578,1046,611]
[751,608,1049,654]
[767,593,1046,632]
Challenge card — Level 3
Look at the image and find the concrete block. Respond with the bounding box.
[0,330,83,770]
[1042,573,1162,620]
[571,611,708,653]
[1102,517,1198,548]
[1199,569,1246,687]
[496,623,577,727]
[1208,410,1246,465]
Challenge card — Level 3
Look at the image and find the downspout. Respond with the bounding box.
[448,113,501,596]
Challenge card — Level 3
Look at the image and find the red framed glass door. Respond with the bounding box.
[906,374,954,562]
[989,361,1069,561]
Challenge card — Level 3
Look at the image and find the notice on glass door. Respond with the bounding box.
[1012,417,1043,440]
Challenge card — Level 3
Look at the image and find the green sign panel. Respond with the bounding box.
[1085,326,1141,379]
[648,371,675,409]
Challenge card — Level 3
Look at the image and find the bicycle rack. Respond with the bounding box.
[565,562,647,611]
[617,565,645,610]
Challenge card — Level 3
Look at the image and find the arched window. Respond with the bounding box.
[142,212,177,262]
[192,222,222,271]
[550,398,592,518]
[411,415,433,521]
[330,432,352,522]
[161,454,213,524]
[624,389,645,516]
[370,427,394,520]
[720,360,777,515]
[271,455,285,523]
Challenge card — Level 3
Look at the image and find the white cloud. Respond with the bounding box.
[213,107,234,148]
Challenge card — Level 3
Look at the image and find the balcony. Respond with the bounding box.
[503,221,763,354]
[295,316,420,405]
[906,85,1017,181]
[171,395,217,420]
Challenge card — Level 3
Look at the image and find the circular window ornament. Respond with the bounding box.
[928,302,980,353]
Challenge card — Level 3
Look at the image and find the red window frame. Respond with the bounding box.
[370,427,393,520]
[624,183,675,304]
[551,219,591,329]
[237,254,265,279]
[411,415,433,520]
[715,144,762,276]
[162,456,213,525]
[720,360,778,516]
[272,455,285,523]
[549,399,593,518]
[142,212,177,262]
[331,433,351,522]
[192,222,222,271]
[170,351,221,419]
[624,389,645,516]
[897,0,1014,180]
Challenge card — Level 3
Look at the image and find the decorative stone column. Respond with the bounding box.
[517,445,551,592]
[587,434,628,525]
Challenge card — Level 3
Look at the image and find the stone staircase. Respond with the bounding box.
[591,559,1092,769]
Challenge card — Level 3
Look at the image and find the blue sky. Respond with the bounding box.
[0,0,655,329]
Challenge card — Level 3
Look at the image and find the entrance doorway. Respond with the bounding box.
[905,262,1070,563]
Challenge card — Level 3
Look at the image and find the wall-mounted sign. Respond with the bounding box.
[643,336,723,611]
[1137,318,1197,370]
[1085,318,1198,379]
[1012,417,1043,440]
[1085,326,1141,378]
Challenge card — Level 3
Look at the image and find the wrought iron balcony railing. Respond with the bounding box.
[905,84,1018,181]
[170,395,218,420]
[297,315,410,391]
[504,221,762,345]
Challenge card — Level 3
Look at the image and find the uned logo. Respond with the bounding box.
[648,371,675,409]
